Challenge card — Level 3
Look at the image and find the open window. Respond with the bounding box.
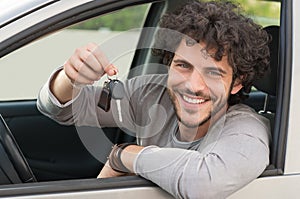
[0,1,156,182]
[135,0,285,178]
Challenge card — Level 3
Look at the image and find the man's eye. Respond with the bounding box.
[207,71,223,77]
[177,63,189,69]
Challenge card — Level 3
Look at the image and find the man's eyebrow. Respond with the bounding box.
[173,59,193,66]
[173,59,228,75]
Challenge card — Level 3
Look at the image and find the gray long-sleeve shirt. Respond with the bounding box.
[37,69,270,199]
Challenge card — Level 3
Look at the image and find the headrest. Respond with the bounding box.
[253,25,279,96]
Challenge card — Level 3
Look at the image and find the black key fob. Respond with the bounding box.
[110,79,125,100]
[98,81,111,112]
[98,79,125,112]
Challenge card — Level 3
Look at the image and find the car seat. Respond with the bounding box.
[252,25,279,169]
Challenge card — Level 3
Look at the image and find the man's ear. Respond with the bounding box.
[231,78,243,94]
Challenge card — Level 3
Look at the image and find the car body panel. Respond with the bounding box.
[285,0,300,174]
[0,177,174,199]
[0,0,58,27]
[0,0,91,41]
[229,174,300,198]
[3,187,172,199]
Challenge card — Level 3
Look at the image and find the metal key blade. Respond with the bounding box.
[116,99,123,122]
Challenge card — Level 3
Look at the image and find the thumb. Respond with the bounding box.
[105,64,119,76]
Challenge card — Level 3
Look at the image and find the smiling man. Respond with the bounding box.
[37,0,271,198]
[167,39,243,141]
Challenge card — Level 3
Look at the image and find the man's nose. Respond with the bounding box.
[185,70,207,93]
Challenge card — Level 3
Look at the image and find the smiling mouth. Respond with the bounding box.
[182,95,207,104]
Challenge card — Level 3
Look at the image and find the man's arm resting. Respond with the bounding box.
[97,144,144,178]
[110,136,269,199]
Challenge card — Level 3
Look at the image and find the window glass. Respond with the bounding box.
[0,4,150,101]
[236,0,280,27]
[235,0,280,92]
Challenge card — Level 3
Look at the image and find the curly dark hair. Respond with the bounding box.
[152,0,270,105]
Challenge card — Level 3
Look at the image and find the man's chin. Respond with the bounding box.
[178,115,211,128]
[180,121,201,128]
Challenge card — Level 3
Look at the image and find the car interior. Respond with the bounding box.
[0,114,36,184]
[0,0,281,187]
[244,25,279,175]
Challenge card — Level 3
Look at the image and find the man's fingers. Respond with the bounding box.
[64,43,119,87]
[64,61,94,85]
[87,43,108,64]
[105,64,118,76]
[86,43,118,76]
[75,50,104,80]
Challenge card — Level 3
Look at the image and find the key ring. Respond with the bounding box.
[106,72,119,81]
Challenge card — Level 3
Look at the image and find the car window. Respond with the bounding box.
[0,4,150,101]
[236,0,280,92]
[240,0,280,27]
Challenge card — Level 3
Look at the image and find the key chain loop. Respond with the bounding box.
[106,72,119,81]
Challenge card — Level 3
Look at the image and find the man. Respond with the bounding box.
[37,0,271,198]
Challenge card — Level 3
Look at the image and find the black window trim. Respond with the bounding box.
[272,0,293,175]
[260,0,292,177]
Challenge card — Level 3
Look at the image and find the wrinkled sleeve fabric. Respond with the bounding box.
[36,67,137,130]
[36,68,166,132]
[134,114,270,199]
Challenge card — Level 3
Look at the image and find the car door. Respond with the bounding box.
[0,0,175,198]
[0,0,159,182]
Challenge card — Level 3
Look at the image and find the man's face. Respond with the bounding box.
[167,39,242,128]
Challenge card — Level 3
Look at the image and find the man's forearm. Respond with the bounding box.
[50,69,81,104]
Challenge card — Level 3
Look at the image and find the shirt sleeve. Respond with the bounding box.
[37,67,117,127]
[36,67,139,131]
[133,114,270,199]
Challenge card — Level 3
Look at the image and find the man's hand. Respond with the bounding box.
[50,43,118,104]
[64,43,117,86]
[97,160,126,178]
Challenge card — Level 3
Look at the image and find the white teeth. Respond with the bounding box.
[183,95,205,104]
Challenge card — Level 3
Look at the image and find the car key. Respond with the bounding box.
[98,80,112,112]
[98,78,125,122]
[110,79,125,122]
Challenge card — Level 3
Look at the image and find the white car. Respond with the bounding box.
[0,0,299,198]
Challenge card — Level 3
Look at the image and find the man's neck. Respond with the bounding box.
[177,120,210,142]
[177,104,229,142]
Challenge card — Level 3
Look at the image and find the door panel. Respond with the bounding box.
[0,100,104,181]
